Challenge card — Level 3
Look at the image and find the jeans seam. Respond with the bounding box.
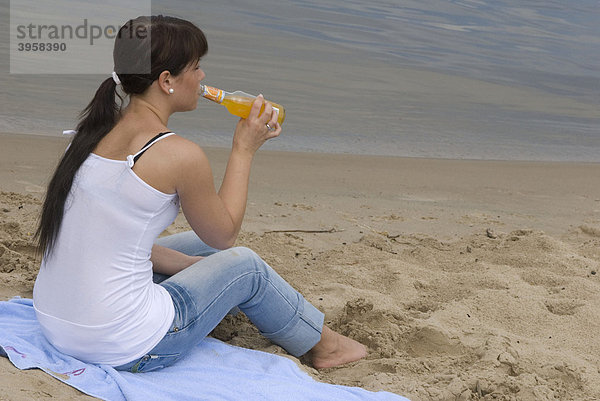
[299,311,322,333]
[264,275,298,311]
[238,273,297,313]
[162,283,196,332]
[132,353,181,373]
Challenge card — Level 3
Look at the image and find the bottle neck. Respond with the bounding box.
[200,85,226,103]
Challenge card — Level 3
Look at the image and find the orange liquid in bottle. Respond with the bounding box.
[222,95,286,125]
[200,85,286,125]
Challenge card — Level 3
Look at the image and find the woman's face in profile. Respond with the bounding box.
[170,58,206,112]
[173,60,206,112]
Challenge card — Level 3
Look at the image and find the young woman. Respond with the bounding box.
[33,15,366,373]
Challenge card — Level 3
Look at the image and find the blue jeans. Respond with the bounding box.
[114,231,325,373]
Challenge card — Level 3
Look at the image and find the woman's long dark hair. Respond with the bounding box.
[35,15,207,258]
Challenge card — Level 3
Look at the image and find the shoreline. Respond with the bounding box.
[3,131,600,165]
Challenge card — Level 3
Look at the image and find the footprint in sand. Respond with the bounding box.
[334,298,407,358]
[544,299,585,316]
[405,326,466,357]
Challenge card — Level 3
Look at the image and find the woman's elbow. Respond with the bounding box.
[204,231,238,250]
[215,238,236,250]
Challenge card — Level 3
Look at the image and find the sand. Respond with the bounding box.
[1,132,600,401]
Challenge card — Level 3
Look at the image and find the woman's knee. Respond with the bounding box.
[223,247,270,273]
[227,246,260,262]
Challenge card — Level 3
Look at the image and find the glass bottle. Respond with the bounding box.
[199,84,286,125]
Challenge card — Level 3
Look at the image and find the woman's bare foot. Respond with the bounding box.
[309,326,367,369]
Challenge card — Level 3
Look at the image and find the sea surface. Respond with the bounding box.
[1,0,599,161]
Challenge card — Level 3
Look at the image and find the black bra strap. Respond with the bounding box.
[132,132,173,164]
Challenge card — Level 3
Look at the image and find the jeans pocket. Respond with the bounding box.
[132,353,180,373]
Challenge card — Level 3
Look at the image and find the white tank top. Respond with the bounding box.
[33,132,178,366]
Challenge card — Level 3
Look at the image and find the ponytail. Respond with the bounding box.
[35,78,120,258]
[35,15,208,259]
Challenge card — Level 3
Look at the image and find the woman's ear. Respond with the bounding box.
[158,70,173,95]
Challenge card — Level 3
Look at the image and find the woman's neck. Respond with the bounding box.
[124,96,170,127]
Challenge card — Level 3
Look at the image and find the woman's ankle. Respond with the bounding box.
[309,326,367,369]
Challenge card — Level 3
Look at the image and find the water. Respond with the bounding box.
[1,0,599,161]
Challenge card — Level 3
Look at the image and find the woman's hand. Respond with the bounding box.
[232,94,282,156]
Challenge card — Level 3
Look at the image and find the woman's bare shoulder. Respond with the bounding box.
[161,134,210,167]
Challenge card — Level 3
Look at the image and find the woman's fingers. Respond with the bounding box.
[267,122,281,139]
[262,101,273,123]
[249,94,277,124]
[266,105,277,127]
[265,107,281,138]
[233,94,281,154]
[248,94,265,120]
[249,96,280,136]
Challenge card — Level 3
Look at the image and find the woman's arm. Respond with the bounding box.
[217,95,281,233]
[174,95,281,249]
[150,244,203,275]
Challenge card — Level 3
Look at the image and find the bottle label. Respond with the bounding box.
[202,85,225,103]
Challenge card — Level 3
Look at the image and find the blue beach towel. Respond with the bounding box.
[0,298,409,401]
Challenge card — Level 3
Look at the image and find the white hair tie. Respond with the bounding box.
[111,71,121,85]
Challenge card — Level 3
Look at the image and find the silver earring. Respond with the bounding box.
[169,88,174,94]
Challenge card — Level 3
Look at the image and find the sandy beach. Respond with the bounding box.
[1,132,599,400]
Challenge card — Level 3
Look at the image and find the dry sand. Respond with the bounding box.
[1,132,600,401]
